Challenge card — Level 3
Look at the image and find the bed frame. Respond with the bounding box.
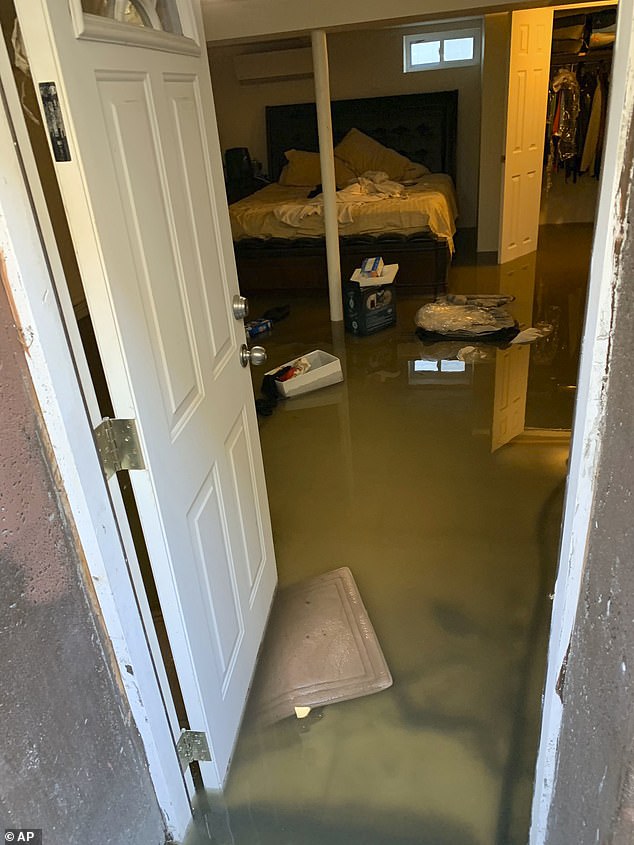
[233,90,458,296]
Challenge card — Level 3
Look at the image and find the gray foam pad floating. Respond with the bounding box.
[249,566,393,725]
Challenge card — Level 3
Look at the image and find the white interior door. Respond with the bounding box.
[16,0,277,789]
[491,346,531,451]
[491,252,536,450]
[499,8,553,264]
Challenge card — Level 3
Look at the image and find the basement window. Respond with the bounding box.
[403,26,481,72]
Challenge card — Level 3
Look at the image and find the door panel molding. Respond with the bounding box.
[16,0,277,790]
[499,8,553,264]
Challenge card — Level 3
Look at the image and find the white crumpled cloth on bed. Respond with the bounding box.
[274,171,407,227]
[230,172,458,249]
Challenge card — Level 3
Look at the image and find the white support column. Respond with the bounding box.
[311,29,343,322]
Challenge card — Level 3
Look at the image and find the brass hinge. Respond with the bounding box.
[94,417,145,480]
[176,730,212,772]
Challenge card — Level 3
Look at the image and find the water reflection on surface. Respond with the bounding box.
[185,224,590,845]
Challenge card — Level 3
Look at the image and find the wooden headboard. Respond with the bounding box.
[266,90,458,184]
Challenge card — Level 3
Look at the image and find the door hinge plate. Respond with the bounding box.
[176,730,212,772]
[94,417,145,480]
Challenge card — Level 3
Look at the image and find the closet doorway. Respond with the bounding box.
[497,3,616,265]
[532,3,616,429]
[541,4,616,226]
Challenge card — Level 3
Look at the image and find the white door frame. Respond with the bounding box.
[1,1,632,843]
[530,2,634,840]
[0,28,192,843]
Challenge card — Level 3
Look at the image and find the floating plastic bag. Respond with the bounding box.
[415,299,517,340]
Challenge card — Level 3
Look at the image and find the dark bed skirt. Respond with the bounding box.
[233,232,451,296]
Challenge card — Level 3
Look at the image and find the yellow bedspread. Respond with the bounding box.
[229,174,458,250]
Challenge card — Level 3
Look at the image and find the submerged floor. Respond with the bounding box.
[186,224,591,845]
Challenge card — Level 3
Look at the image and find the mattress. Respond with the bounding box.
[229,174,458,250]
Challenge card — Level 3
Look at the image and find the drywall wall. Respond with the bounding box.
[203,0,521,43]
[208,37,313,175]
[0,276,165,843]
[543,114,634,845]
[208,20,481,227]
[477,13,511,253]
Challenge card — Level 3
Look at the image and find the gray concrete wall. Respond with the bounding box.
[0,274,167,844]
[545,120,634,844]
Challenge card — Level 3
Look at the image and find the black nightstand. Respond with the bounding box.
[225,177,269,205]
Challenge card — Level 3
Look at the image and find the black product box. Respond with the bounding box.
[343,282,397,336]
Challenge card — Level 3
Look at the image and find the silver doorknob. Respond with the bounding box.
[240,344,267,368]
[232,294,249,320]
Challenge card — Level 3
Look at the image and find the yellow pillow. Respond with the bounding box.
[403,161,430,180]
[278,149,357,188]
[334,128,412,181]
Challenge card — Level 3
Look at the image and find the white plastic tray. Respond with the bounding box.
[266,350,343,398]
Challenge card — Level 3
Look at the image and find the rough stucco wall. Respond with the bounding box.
[545,120,634,844]
[0,274,166,844]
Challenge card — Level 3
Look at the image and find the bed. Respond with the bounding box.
[231,90,458,295]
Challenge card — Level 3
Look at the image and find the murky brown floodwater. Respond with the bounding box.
[185,224,591,845]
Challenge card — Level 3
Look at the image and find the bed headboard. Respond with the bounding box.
[266,90,458,184]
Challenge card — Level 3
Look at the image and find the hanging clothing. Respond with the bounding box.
[545,69,580,191]
[577,70,597,163]
[551,69,580,162]
[544,8,615,186]
[581,79,602,174]
[594,72,610,178]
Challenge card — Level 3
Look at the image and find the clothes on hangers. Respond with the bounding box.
[577,67,597,164]
[545,69,580,192]
[544,8,615,187]
[552,69,580,161]
[545,60,611,187]
[580,77,602,174]
[595,70,610,178]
